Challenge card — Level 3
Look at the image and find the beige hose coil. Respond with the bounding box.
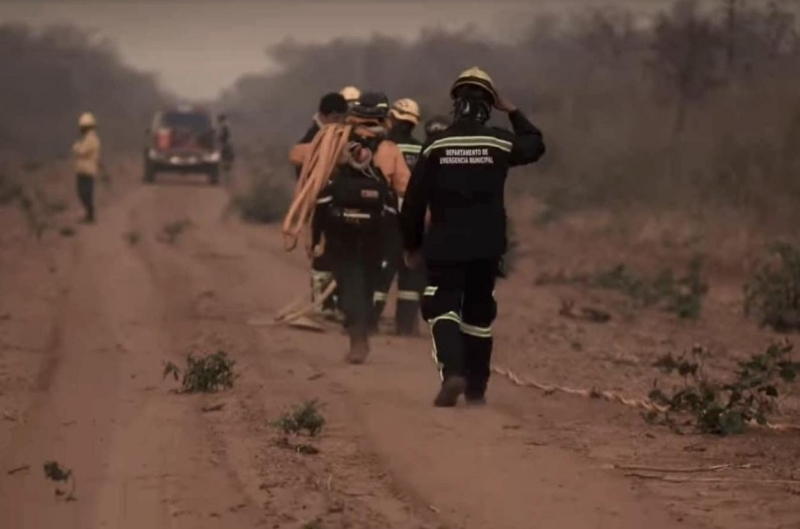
[282,124,354,252]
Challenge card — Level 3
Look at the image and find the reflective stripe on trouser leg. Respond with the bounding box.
[428,311,461,380]
[421,285,464,381]
[371,291,387,329]
[395,291,421,335]
[397,290,420,301]
[461,274,497,398]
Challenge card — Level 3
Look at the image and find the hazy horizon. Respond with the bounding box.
[0,0,702,100]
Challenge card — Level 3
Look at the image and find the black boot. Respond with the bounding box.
[434,376,467,407]
[345,326,370,365]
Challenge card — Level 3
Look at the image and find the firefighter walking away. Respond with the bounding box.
[72,112,102,223]
[400,67,545,407]
[282,91,409,364]
[372,97,425,336]
[288,92,350,318]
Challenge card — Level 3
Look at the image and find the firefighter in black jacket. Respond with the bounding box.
[372,98,425,336]
[289,92,350,317]
[400,67,546,407]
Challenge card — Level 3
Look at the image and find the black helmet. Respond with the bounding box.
[424,115,451,137]
[350,91,390,121]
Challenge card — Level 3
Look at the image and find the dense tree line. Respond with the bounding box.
[221,0,800,219]
[0,23,168,159]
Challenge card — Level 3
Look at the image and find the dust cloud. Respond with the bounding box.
[2,0,800,224]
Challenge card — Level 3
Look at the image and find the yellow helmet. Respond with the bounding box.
[78,112,97,128]
[450,67,498,105]
[340,86,361,103]
[389,98,421,125]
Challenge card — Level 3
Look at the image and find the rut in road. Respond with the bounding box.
[0,175,696,528]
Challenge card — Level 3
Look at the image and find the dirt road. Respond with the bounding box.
[1,166,798,528]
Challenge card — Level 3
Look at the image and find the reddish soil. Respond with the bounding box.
[1,161,799,528]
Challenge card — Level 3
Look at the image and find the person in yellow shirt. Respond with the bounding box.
[72,112,101,223]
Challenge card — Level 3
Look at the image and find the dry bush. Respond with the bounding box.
[0,23,169,159]
[220,0,800,225]
[230,145,293,224]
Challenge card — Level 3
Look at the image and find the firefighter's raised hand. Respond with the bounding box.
[494,94,517,113]
[404,250,422,269]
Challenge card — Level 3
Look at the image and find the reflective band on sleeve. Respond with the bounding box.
[460,322,492,338]
[316,196,333,204]
[423,286,438,296]
[397,290,421,301]
[423,136,513,156]
[399,144,422,154]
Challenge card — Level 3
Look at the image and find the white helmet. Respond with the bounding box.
[340,86,361,103]
[389,98,421,125]
[78,112,97,128]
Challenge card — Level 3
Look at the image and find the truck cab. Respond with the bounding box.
[144,106,221,185]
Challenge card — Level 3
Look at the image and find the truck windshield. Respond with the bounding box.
[160,111,212,131]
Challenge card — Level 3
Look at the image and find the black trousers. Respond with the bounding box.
[326,225,383,340]
[421,259,498,398]
[373,215,426,333]
[76,174,95,221]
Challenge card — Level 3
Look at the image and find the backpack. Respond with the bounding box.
[319,163,390,230]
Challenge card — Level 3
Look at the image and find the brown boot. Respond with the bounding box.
[434,376,467,407]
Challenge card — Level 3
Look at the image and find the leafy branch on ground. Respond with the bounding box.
[645,341,800,435]
[744,243,800,332]
[158,219,192,244]
[536,255,708,319]
[163,350,237,393]
[43,460,76,501]
[273,400,325,455]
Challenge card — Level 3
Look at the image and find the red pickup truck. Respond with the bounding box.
[143,106,221,185]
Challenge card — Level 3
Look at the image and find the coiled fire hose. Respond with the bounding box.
[282,124,354,252]
[276,123,383,326]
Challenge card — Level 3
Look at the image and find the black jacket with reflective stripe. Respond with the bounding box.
[388,129,422,171]
[400,110,545,261]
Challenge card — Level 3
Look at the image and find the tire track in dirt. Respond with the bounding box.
[131,179,438,528]
[132,177,696,529]
[0,181,264,528]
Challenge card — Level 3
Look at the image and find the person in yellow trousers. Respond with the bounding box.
[72,112,101,223]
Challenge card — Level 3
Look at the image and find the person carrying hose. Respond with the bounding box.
[72,112,102,224]
[371,98,425,336]
[400,68,546,407]
[289,92,350,318]
[282,91,410,364]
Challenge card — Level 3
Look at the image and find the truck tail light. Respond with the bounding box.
[156,129,171,150]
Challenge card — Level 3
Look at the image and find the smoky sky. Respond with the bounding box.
[0,0,672,100]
